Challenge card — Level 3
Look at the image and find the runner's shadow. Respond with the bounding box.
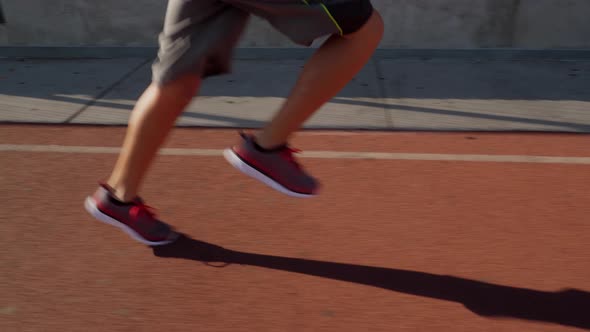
[153,234,590,330]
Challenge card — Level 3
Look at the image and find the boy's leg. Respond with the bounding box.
[106,75,201,202]
[84,75,201,246]
[256,10,384,149]
[107,0,248,202]
[225,3,383,197]
[86,0,249,245]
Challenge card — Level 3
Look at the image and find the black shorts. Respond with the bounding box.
[152,0,374,83]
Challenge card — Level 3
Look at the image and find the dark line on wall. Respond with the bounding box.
[63,58,151,123]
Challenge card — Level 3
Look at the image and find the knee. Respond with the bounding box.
[341,9,384,44]
[369,10,385,37]
[357,10,384,39]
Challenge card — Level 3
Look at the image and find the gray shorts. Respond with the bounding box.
[152,0,374,84]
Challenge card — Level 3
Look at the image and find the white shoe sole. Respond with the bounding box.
[223,148,315,198]
[84,197,177,246]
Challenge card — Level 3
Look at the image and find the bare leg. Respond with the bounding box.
[255,11,384,148]
[106,74,201,202]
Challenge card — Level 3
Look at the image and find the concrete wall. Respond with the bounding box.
[1,0,589,48]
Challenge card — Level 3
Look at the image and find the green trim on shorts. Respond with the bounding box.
[301,0,344,36]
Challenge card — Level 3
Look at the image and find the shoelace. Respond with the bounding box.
[280,147,302,169]
[130,202,157,221]
[239,131,303,169]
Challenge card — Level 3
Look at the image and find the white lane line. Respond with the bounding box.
[0,144,220,156]
[1,144,590,165]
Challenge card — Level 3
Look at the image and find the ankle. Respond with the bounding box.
[253,133,287,151]
[105,181,136,203]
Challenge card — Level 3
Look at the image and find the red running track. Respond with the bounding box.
[1,125,589,331]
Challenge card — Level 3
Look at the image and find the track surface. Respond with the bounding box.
[2,125,589,331]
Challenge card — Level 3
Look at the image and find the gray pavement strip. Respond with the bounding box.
[0,58,148,123]
[70,59,389,129]
[1,54,589,132]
